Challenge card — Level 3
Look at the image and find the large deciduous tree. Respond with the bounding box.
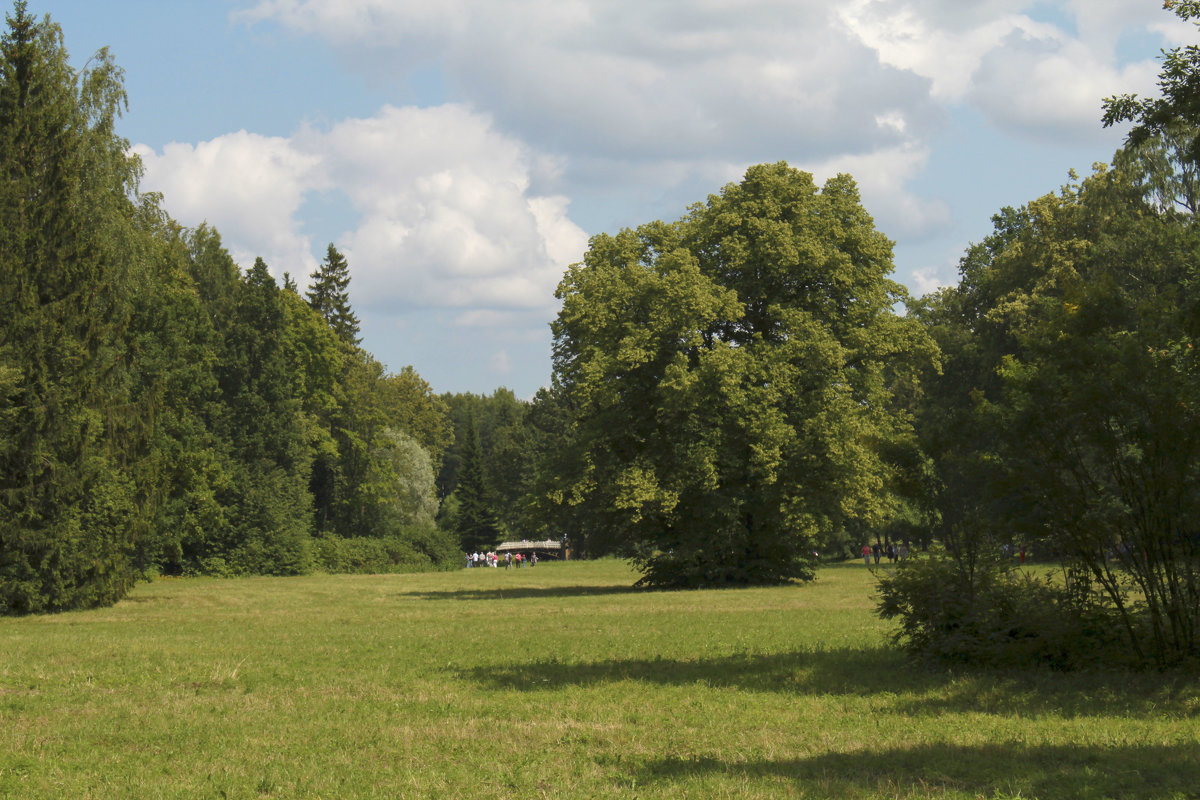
[881,0,1200,669]
[1103,1,1200,167]
[549,163,934,588]
[900,154,1200,668]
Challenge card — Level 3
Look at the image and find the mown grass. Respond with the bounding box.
[1,559,1197,799]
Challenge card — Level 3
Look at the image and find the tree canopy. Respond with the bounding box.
[549,163,935,588]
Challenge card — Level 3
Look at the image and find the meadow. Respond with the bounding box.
[1,559,1197,799]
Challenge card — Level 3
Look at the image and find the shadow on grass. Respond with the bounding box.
[399,584,644,602]
[628,742,1200,800]
[461,649,1200,717]
[890,666,1200,720]
[460,647,933,696]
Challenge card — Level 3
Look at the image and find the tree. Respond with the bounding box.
[305,243,360,346]
[450,414,501,553]
[207,257,313,575]
[365,428,439,531]
[549,163,934,587]
[437,389,532,536]
[1103,1,1200,166]
[0,3,147,612]
[902,157,1200,668]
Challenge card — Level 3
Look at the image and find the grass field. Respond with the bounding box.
[1,559,1198,799]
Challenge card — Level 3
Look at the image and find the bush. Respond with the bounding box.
[876,554,1129,670]
[311,525,461,575]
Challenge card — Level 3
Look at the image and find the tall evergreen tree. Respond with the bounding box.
[210,257,313,575]
[452,414,500,553]
[306,243,360,346]
[0,3,148,612]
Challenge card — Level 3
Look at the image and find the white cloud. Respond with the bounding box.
[909,262,957,296]
[133,132,322,280]
[968,33,1159,142]
[135,104,588,316]
[838,0,1166,141]
[228,0,1171,257]
[802,143,951,242]
[236,0,941,165]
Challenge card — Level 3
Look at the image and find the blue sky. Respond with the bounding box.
[25,0,1190,398]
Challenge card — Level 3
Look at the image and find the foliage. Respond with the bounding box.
[908,154,1200,668]
[0,3,144,612]
[0,5,458,610]
[449,413,502,552]
[310,525,460,574]
[305,243,360,346]
[877,555,1126,670]
[437,388,534,537]
[362,427,440,533]
[549,163,935,587]
[1102,1,1200,168]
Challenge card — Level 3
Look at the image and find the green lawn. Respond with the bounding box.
[1,559,1197,799]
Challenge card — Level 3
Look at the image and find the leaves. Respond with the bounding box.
[550,163,933,587]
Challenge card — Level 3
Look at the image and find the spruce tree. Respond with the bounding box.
[453,415,501,552]
[0,2,147,612]
[213,257,314,575]
[306,244,360,346]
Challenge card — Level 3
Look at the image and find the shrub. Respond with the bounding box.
[876,554,1129,670]
[311,525,461,575]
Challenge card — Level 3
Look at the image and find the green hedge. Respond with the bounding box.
[311,525,461,575]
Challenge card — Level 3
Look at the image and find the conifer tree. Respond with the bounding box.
[453,415,501,552]
[0,3,148,612]
[306,243,360,346]
[213,257,314,574]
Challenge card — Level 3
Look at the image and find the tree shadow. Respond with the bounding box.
[460,649,1200,718]
[460,648,940,697]
[890,666,1200,720]
[398,584,644,602]
[628,742,1200,800]
[117,595,170,604]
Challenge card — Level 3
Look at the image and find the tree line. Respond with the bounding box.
[0,4,469,612]
[5,0,1200,671]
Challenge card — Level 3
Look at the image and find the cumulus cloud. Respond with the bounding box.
[133,132,322,279]
[236,0,942,164]
[135,104,588,317]
[968,31,1159,142]
[909,260,959,296]
[802,143,951,243]
[838,0,1164,141]
[228,0,1171,288]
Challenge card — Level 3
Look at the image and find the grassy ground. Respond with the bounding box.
[1,559,1197,799]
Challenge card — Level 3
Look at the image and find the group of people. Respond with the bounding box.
[466,551,537,569]
[861,541,909,565]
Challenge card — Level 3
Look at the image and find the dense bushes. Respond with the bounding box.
[311,525,461,575]
[877,555,1129,670]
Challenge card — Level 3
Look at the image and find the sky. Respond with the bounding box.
[23,0,1193,398]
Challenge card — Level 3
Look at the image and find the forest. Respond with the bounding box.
[2,2,1199,669]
